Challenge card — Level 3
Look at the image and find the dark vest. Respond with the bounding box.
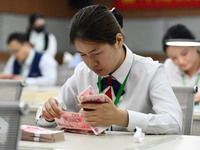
[13,52,43,77]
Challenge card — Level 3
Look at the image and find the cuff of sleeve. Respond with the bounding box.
[36,116,57,127]
[26,78,37,85]
[35,105,57,127]
[126,110,148,132]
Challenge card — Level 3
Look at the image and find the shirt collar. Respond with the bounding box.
[24,49,35,66]
[111,44,133,84]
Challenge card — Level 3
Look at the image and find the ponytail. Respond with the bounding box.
[110,7,123,28]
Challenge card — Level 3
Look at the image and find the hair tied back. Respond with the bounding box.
[110,7,123,28]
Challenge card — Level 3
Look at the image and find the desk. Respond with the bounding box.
[19,131,200,150]
[21,86,200,135]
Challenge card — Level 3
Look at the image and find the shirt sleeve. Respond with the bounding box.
[3,56,15,74]
[127,66,182,134]
[26,54,58,86]
[36,64,82,127]
[45,33,57,57]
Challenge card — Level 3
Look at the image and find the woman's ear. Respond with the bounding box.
[115,33,123,49]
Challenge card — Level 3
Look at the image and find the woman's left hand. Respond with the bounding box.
[195,92,200,102]
[78,95,128,127]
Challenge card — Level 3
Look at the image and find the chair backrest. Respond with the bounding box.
[172,86,197,135]
[0,79,25,101]
[0,101,29,150]
[56,65,74,86]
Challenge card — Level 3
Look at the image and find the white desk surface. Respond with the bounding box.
[19,131,200,150]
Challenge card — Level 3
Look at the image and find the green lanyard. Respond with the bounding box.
[98,59,133,106]
[182,73,200,86]
[20,66,24,76]
[19,52,36,76]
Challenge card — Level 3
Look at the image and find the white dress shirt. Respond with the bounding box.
[164,58,200,87]
[30,31,57,57]
[3,49,58,86]
[36,45,182,134]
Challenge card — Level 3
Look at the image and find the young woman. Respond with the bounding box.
[163,24,200,103]
[36,5,182,134]
[26,13,57,57]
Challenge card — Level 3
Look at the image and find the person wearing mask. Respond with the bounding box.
[1,32,57,86]
[26,13,57,57]
[162,24,200,103]
[36,5,182,134]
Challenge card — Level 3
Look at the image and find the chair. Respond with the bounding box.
[0,79,25,101]
[172,86,197,135]
[0,101,29,150]
[56,65,74,86]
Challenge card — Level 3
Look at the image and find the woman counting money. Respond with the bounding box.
[36,5,182,134]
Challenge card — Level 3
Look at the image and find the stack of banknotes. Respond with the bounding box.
[55,86,108,135]
[21,125,65,142]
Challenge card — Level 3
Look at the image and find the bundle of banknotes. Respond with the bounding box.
[21,125,65,142]
[55,86,108,135]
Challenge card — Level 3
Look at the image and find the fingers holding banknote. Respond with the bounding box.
[79,95,128,127]
[41,97,63,121]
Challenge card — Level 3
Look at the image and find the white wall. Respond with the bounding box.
[0,13,200,54]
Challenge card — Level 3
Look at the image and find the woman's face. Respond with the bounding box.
[166,46,199,72]
[74,34,124,76]
[33,18,45,28]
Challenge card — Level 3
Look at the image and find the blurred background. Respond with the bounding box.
[1,0,200,64]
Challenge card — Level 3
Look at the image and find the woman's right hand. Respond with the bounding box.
[41,97,63,122]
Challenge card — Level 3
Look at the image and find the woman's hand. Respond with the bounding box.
[195,92,200,102]
[41,97,63,122]
[78,95,128,127]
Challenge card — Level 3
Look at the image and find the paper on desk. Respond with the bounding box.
[21,91,59,103]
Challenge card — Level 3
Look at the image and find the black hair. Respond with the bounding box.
[69,5,124,45]
[29,13,45,26]
[162,24,195,52]
[7,33,28,44]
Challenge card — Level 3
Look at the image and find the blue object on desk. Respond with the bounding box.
[68,53,82,68]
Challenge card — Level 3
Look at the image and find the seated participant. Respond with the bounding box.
[26,13,57,57]
[162,24,200,103]
[36,5,182,134]
[2,32,57,86]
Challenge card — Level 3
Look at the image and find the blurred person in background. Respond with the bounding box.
[67,52,82,68]
[26,13,57,57]
[162,24,200,103]
[0,32,57,86]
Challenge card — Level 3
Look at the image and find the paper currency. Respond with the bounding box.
[55,85,108,135]
[78,86,108,135]
[55,111,92,131]
[21,125,65,143]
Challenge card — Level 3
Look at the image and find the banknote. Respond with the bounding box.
[77,94,105,103]
[21,125,65,143]
[78,86,108,135]
[55,111,92,131]
[55,86,108,135]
